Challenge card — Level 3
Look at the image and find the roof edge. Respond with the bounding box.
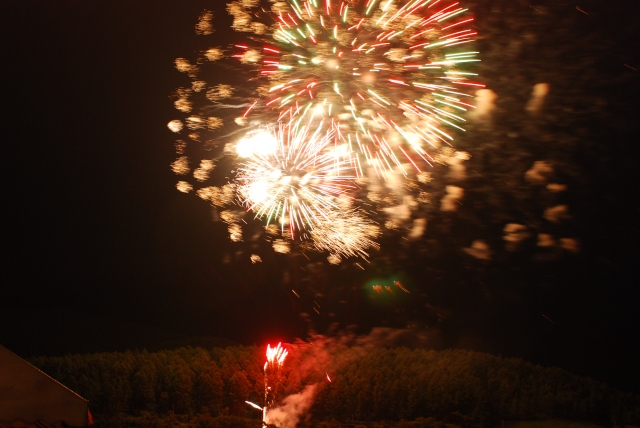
[0,344,89,402]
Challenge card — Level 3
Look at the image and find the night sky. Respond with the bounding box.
[3,0,640,395]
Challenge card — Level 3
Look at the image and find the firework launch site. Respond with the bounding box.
[27,342,640,428]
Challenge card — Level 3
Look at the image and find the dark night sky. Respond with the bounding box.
[3,0,640,394]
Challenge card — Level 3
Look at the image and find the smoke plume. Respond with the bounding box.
[266,384,317,428]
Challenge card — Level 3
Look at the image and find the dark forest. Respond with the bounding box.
[30,345,640,428]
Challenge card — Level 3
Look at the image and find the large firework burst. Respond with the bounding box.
[168,0,479,260]
[230,0,481,176]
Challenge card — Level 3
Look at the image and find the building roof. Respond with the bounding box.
[0,345,88,427]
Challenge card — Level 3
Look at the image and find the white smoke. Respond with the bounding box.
[266,384,317,428]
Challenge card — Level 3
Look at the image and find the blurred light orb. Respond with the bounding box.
[236,130,278,158]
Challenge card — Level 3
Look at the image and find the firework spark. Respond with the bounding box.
[264,343,288,423]
[266,342,289,368]
[245,400,263,411]
[308,209,380,261]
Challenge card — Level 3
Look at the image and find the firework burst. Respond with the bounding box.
[235,116,357,238]
[230,0,481,177]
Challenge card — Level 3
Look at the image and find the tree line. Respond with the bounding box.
[29,346,640,428]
